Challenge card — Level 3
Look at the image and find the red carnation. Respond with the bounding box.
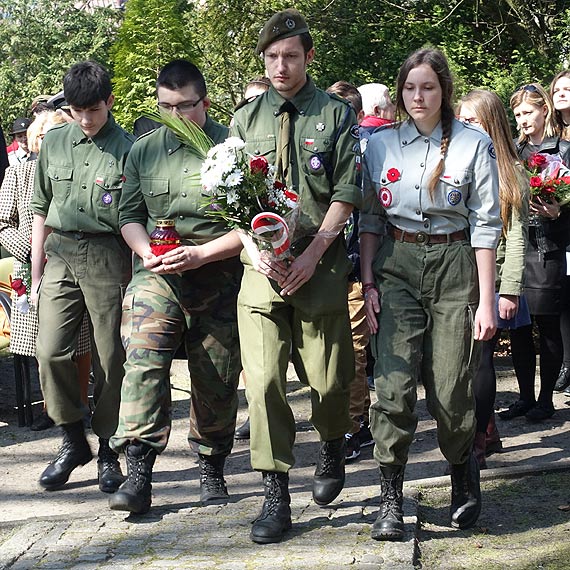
[387,168,400,182]
[527,154,548,168]
[274,180,285,190]
[529,176,543,188]
[250,156,269,176]
[284,189,298,202]
[11,278,26,296]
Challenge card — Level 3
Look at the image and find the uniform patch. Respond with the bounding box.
[379,187,392,208]
[488,142,496,159]
[387,167,400,182]
[95,176,104,185]
[310,155,322,170]
[315,122,325,132]
[350,124,360,139]
[285,18,295,29]
[447,190,462,206]
[304,138,314,146]
[102,192,113,205]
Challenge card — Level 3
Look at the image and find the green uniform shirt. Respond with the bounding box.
[30,114,134,234]
[230,76,361,242]
[119,116,229,245]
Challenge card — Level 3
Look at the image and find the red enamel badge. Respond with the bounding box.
[387,168,400,182]
[379,187,392,208]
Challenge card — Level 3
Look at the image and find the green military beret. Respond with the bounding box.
[255,8,309,55]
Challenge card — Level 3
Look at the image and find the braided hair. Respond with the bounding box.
[395,49,454,199]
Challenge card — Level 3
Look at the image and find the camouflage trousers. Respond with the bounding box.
[111,257,243,456]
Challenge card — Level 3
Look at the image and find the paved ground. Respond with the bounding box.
[1,357,570,569]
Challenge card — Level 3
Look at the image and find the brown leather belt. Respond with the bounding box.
[387,224,468,245]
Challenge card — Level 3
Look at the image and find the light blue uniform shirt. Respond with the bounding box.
[360,119,501,249]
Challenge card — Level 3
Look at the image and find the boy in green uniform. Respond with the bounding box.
[231,9,361,543]
[108,60,243,515]
[30,61,134,493]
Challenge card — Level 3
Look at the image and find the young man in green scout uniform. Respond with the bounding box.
[30,61,134,494]
[231,9,361,543]
[108,60,244,515]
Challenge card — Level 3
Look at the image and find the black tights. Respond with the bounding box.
[560,277,570,366]
[472,330,500,433]
[509,315,562,408]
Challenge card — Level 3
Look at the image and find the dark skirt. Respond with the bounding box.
[523,244,566,315]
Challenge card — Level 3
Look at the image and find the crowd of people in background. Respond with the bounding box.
[1,6,570,546]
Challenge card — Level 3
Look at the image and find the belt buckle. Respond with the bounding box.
[414,231,429,245]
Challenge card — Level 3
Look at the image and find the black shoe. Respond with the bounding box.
[198,454,229,505]
[97,438,125,494]
[498,400,534,420]
[313,436,346,506]
[39,421,92,490]
[345,432,360,461]
[450,453,481,530]
[30,411,55,432]
[525,403,555,422]
[109,442,156,514]
[555,366,570,392]
[251,472,292,544]
[371,466,405,541]
[358,419,374,448]
[234,417,250,440]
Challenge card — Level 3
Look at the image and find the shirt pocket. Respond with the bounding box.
[46,165,73,207]
[374,167,403,211]
[244,137,276,162]
[140,177,170,219]
[300,135,334,178]
[94,173,123,210]
[437,169,472,209]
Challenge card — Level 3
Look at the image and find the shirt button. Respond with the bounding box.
[424,138,429,143]
[415,209,421,215]
[402,140,408,145]
[149,191,153,196]
[54,175,59,180]
[78,207,85,212]
[381,178,386,183]
[423,221,430,229]
[255,150,260,155]
[420,162,424,167]
[415,184,420,189]
[87,140,92,144]
[179,215,184,220]
[273,110,279,117]
[454,178,460,184]
[183,168,189,174]
[84,162,89,167]
[181,192,187,198]
[81,184,87,190]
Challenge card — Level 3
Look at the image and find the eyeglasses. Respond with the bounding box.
[516,84,539,93]
[457,115,480,126]
[157,97,204,113]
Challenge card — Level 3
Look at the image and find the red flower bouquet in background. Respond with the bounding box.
[10,262,31,313]
[525,153,570,206]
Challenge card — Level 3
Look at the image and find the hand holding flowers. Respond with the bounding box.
[525,153,570,214]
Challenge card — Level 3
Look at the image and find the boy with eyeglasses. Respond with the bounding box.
[108,59,243,515]
[30,60,134,495]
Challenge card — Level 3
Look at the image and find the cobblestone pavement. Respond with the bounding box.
[1,360,570,569]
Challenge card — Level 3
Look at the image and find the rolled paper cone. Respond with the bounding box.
[251,212,290,257]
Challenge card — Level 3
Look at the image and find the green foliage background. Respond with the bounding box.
[0,0,568,134]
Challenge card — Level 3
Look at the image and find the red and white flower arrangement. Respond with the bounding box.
[525,153,570,206]
[10,262,31,313]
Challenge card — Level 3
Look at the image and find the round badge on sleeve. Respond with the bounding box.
[447,189,462,206]
[379,187,393,208]
[102,192,113,205]
[488,142,496,159]
[310,154,322,170]
[350,124,360,139]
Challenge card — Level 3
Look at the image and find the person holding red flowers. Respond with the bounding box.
[498,83,570,422]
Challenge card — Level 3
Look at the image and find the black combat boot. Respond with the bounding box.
[234,417,250,440]
[251,472,292,544]
[450,452,481,529]
[97,438,125,493]
[39,420,92,490]
[108,442,156,514]
[313,436,346,506]
[198,453,229,505]
[371,466,405,541]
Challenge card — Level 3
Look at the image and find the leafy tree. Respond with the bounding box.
[110,0,199,131]
[0,0,120,134]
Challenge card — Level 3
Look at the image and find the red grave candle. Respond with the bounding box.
[149,219,181,256]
